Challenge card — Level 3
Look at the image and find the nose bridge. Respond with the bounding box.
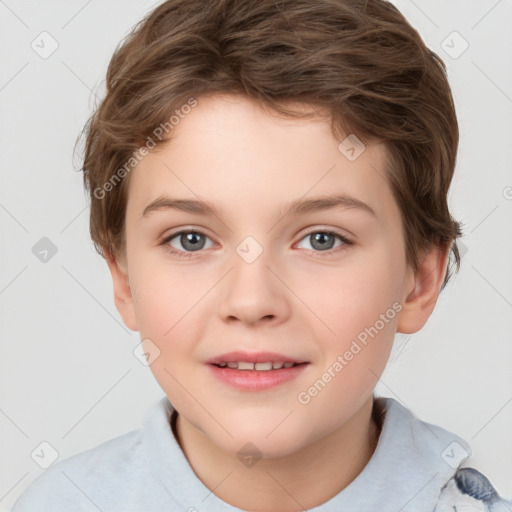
[230,233,275,299]
[235,234,267,267]
[218,234,287,324]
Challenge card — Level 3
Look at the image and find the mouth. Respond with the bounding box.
[205,351,310,390]
[211,361,306,371]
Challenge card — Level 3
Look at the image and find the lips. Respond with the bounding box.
[205,351,309,392]
[206,350,310,390]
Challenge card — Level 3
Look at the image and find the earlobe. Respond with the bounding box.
[105,252,139,332]
[396,244,449,334]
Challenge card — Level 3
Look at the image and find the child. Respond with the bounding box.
[11,0,511,510]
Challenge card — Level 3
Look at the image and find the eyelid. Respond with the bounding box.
[298,225,352,239]
[159,227,214,245]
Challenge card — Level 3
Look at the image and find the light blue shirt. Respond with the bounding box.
[11,395,511,512]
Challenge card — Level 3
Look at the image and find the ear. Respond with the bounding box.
[105,251,139,332]
[396,243,450,334]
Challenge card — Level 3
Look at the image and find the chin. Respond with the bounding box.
[205,413,311,460]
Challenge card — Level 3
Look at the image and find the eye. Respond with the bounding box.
[296,229,352,255]
[160,228,352,259]
[160,230,214,258]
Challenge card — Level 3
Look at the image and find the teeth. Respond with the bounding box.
[255,362,273,371]
[216,361,296,370]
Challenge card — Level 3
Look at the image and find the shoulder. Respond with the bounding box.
[11,429,147,512]
[434,467,512,512]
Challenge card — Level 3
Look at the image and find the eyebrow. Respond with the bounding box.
[141,193,376,219]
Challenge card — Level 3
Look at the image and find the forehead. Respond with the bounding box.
[127,94,398,225]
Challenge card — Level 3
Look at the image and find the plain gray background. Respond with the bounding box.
[1,0,511,509]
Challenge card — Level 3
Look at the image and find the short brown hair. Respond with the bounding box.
[79,0,463,290]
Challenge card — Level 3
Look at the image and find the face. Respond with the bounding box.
[109,93,427,458]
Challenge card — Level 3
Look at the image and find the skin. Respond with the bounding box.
[106,93,449,511]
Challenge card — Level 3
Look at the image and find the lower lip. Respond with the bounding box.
[207,363,309,391]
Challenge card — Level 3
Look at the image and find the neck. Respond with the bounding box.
[174,396,381,512]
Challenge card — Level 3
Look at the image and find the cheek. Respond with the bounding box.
[129,256,201,337]
[294,270,399,434]
[129,262,209,408]
[299,258,400,408]
[306,254,401,342]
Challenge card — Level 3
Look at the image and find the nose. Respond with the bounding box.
[217,246,290,327]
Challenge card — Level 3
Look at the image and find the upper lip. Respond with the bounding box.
[205,351,308,365]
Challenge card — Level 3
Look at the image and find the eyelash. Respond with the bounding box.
[159,228,353,259]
